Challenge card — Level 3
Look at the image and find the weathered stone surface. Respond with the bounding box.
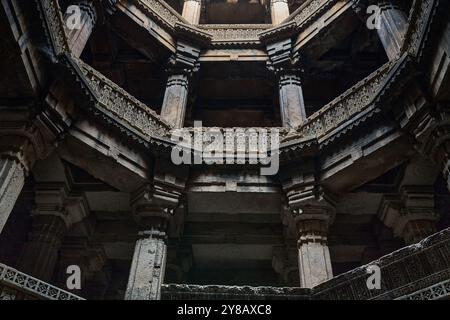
[125,231,167,300]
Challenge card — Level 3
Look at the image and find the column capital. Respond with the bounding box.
[266,38,300,70]
[377,186,438,244]
[131,184,181,230]
[167,41,201,76]
[33,182,90,229]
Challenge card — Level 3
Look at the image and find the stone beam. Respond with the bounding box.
[57,120,152,193]
[114,1,177,53]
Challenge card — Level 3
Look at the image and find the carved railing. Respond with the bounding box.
[401,0,437,58]
[162,284,311,300]
[297,59,397,140]
[72,57,171,139]
[288,0,340,29]
[134,0,186,30]
[173,127,285,161]
[397,277,450,300]
[314,227,450,300]
[0,263,84,300]
[36,0,70,55]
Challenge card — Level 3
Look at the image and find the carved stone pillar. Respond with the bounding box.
[0,135,37,234]
[376,1,408,60]
[0,157,26,233]
[267,39,306,128]
[182,0,202,25]
[278,71,307,128]
[281,162,335,288]
[125,184,180,300]
[293,200,334,288]
[270,0,290,25]
[64,1,97,58]
[160,42,200,128]
[161,74,190,128]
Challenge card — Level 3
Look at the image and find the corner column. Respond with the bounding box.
[281,162,335,288]
[0,156,26,233]
[64,1,98,58]
[160,42,200,128]
[125,185,180,300]
[182,0,202,25]
[267,39,306,129]
[0,134,37,234]
[270,0,290,26]
[293,200,334,288]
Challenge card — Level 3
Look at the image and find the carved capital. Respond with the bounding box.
[167,41,201,76]
[377,186,438,244]
[33,182,90,229]
[131,184,181,231]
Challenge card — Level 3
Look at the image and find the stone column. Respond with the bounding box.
[125,185,179,300]
[0,135,36,234]
[373,1,408,60]
[0,157,26,233]
[64,1,97,58]
[160,74,190,128]
[293,204,334,288]
[160,42,200,128]
[182,0,202,25]
[270,0,290,25]
[125,230,167,300]
[278,71,307,128]
[267,39,307,129]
